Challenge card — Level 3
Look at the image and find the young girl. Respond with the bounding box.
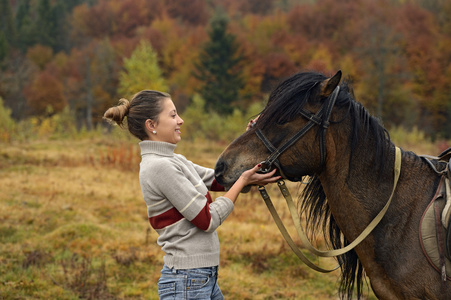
[104,90,279,299]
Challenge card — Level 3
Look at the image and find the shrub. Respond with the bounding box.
[0,97,16,143]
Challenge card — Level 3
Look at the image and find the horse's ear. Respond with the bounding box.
[320,70,342,97]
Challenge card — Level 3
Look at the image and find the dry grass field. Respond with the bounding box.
[0,132,442,299]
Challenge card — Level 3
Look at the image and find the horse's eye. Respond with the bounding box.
[276,119,289,126]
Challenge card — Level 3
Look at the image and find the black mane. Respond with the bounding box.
[258,71,392,299]
[258,71,390,174]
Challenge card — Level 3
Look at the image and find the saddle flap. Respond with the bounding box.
[420,181,451,279]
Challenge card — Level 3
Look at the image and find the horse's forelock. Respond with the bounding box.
[258,72,327,129]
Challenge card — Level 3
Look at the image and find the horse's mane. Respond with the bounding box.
[258,71,391,299]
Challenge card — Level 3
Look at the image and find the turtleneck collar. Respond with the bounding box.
[139,140,176,157]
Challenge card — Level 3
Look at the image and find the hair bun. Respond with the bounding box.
[103,98,131,127]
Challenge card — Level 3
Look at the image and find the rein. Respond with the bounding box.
[255,86,402,272]
[258,147,401,272]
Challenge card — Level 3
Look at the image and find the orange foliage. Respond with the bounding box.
[24,71,66,116]
[165,0,209,26]
[26,45,53,70]
[261,53,297,92]
[71,0,163,39]
[4,0,451,136]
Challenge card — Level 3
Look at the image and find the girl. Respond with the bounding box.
[104,90,279,299]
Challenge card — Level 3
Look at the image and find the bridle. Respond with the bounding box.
[255,86,340,178]
[253,85,402,272]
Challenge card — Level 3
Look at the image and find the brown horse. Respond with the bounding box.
[215,70,450,299]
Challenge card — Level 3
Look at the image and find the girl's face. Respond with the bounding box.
[150,98,184,144]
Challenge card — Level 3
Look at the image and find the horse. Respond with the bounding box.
[214,70,451,299]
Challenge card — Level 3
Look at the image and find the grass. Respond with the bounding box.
[0,132,444,299]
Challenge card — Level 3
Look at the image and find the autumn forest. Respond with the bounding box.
[1,0,451,139]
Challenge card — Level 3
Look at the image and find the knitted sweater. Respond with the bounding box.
[139,141,234,269]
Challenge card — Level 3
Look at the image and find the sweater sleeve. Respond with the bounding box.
[148,159,233,233]
[189,160,226,192]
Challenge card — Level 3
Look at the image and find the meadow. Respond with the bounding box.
[0,128,444,299]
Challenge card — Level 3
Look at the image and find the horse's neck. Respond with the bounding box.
[321,142,438,240]
[319,139,396,237]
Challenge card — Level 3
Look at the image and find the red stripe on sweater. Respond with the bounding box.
[211,179,225,191]
[149,192,213,231]
[149,207,184,230]
[205,191,213,204]
[190,192,212,231]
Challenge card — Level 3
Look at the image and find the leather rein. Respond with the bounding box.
[255,86,402,272]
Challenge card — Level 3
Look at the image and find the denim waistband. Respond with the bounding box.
[162,264,219,276]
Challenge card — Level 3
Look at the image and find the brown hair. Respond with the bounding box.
[103,90,170,140]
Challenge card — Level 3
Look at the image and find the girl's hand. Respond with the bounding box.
[240,164,280,186]
[224,163,280,204]
[246,115,260,131]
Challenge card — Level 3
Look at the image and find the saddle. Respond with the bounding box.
[420,147,451,281]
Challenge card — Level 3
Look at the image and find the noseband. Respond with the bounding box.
[256,86,340,178]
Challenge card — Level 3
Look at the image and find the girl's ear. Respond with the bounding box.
[145,119,155,132]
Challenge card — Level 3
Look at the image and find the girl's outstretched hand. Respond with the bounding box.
[240,164,281,186]
[223,163,281,204]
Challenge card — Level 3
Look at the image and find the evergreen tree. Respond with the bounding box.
[36,0,58,50]
[51,1,70,52]
[15,0,36,52]
[118,40,168,98]
[194,10,243,115]
[0,33,8,62]
[0,0,16,47]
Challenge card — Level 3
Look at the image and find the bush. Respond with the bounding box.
[182,94,265,142]
[181,94,207,141]
[0,97,16,143]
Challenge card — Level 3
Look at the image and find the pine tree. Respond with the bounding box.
[36,0,57,50]
[15,0,36,52]
[194,10,243,115]
[0,33,8,62]
[118,40,168,98]
[0,0,16,48]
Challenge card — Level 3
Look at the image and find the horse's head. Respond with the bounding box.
[215,70,345,190]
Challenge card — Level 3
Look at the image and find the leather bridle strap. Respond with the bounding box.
[256,86,340,173]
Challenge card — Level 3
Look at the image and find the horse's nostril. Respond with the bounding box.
[214,160,227,177]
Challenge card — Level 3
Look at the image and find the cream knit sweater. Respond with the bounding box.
[139,141,234,269]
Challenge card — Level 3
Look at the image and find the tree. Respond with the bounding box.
[118,40,168,98]
[166,0,209,26]
[24,70,66,116]
[26,45,53,70]
[194,10,244,115]
[0,33,8,62]
[0,0,14,62]
[36,0,57,50]
[0,0,16,46]
[0,96,15,142]
[15,0,36,52]
[62,39,118,130]
[0,53,35,120]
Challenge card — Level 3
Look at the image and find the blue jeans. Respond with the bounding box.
[158,264,224,299]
